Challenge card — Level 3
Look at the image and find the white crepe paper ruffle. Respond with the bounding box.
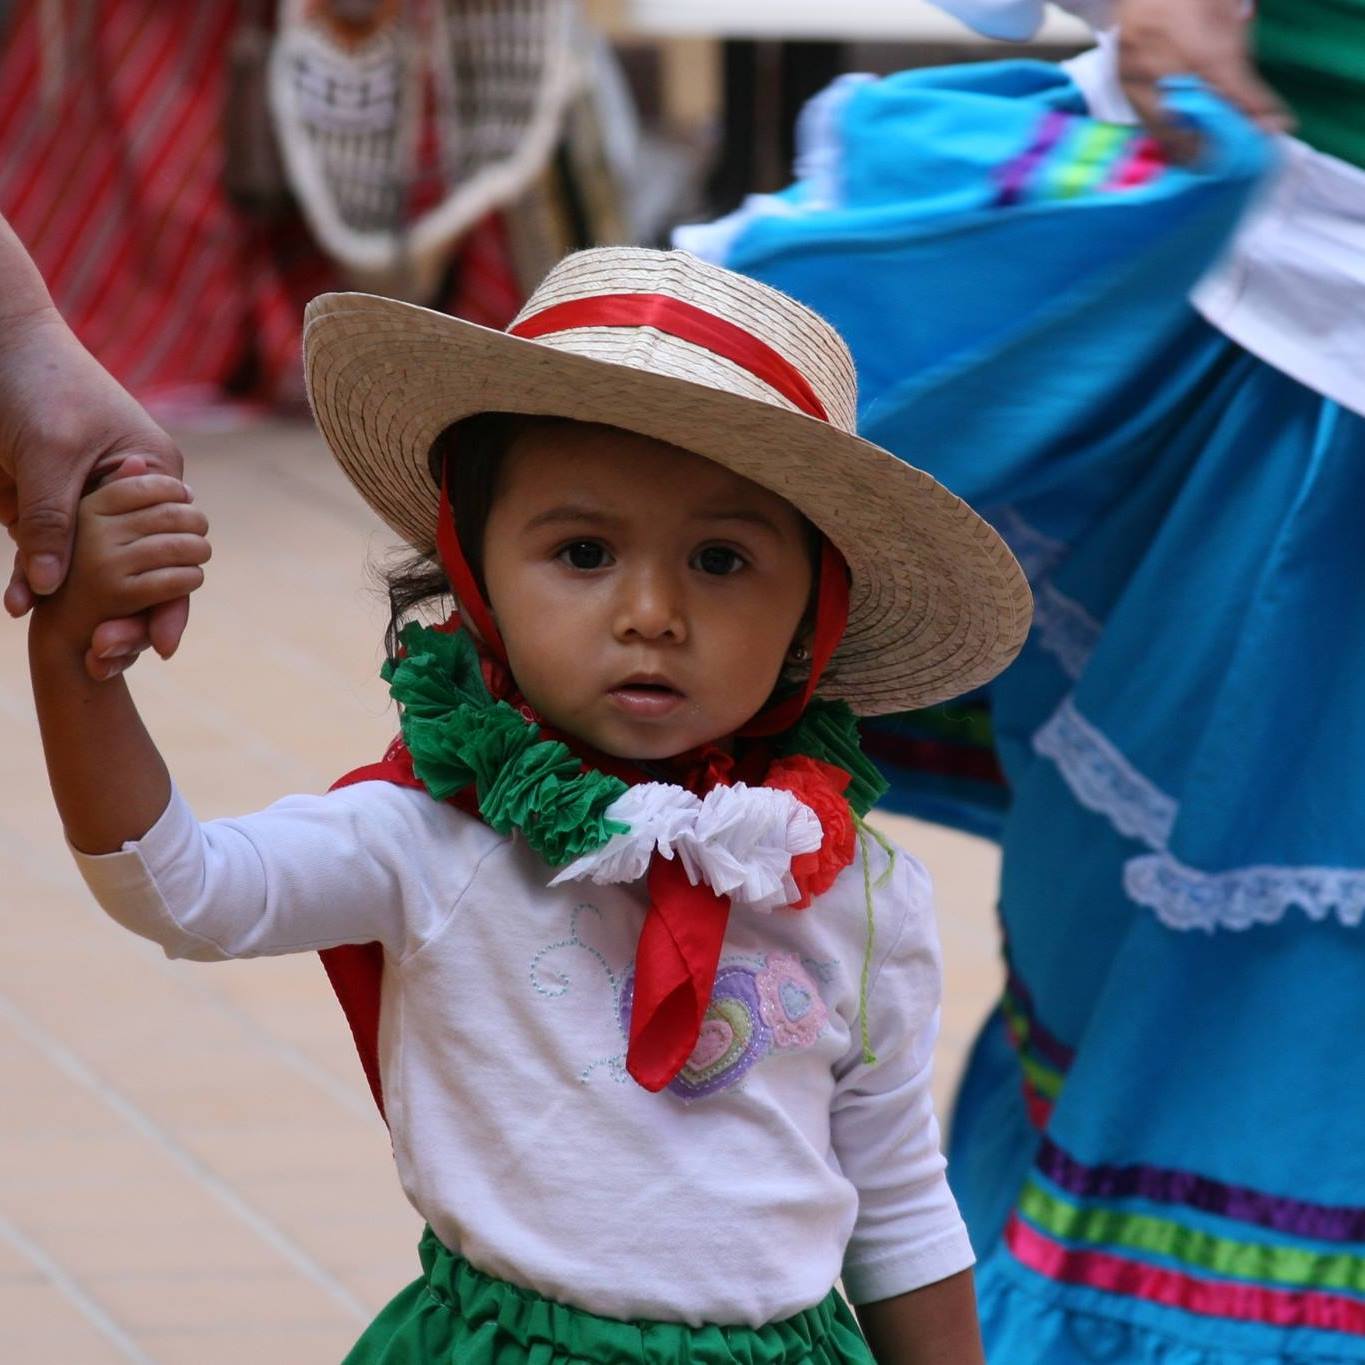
[550,781,823,913]
[551,783,699,887]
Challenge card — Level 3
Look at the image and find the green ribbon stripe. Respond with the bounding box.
[1017,1049,1064,1101]
[1001,993,1065,1099]
[1052,121,1129,199]
[1020,1181,1365,1294]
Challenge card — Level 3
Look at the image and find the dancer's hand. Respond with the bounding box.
[1115,0,1292,160]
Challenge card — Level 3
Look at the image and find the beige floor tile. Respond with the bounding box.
[173,1121,393,1185]
[0,1278,136,1364]
[869,812,1002,1115]
[7,1186,310,1282]
[338,1266,417,1314]
[0,1233,34,1279]
[142,1323,360,1365]
[90,1268,352,1333]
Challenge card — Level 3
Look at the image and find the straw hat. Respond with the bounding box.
[304,247,1031,715]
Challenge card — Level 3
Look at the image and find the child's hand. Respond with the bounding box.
[30,455,209,679]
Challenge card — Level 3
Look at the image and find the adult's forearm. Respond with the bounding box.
[0,214,60,326]
[29,624,172,853]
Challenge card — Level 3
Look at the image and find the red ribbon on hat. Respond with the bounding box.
[508,292,831,422]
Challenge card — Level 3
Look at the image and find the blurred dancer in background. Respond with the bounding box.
[682,0,1365,1360]
[0,0,624,417]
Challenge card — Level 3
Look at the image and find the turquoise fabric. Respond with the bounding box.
[344,1229,875,1365]
[686,60,1365,1363]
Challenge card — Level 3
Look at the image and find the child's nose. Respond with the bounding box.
[612,566,687,644]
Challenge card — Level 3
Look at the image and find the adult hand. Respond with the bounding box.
[1115,0,1292,161]
[0,307,190,677]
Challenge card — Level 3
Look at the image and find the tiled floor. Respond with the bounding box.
[1,420,1003,1362]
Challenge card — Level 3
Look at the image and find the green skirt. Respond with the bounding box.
[344,1228,876,1365]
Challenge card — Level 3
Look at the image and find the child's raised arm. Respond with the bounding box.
[28,458,209,853]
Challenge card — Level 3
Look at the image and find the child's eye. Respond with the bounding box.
[558,540,611,570]
[693,545,746,576]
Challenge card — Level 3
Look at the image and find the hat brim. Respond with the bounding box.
[304,291,1032,716]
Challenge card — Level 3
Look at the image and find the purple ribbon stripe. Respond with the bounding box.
[1037,1137,1365,1244]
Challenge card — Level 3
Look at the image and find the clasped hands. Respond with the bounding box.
[25,456,210,680]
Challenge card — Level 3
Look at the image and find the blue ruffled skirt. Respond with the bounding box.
[681,61,1365,1362]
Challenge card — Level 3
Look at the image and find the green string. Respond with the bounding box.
[856,815,897,891]
[852,815,896,1067]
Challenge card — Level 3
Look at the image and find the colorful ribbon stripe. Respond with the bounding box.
[1000,971,1073,1128]
[994,111,1167,209]
[1008,1215,1365,1335]
[1020,1181,1365,1296]
[1036,1137,1365,1244]
[999,965,1365,1332]
[1009,1137,1365,1336]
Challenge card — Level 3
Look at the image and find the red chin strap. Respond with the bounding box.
[742,535,849,738]
[436,468,507,662]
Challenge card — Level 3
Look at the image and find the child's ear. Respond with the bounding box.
[780,633,814,690]
[452,596,495,646]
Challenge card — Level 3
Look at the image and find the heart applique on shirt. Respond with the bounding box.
[614,952,831,1101]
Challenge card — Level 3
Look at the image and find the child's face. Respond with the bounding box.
[479,423,814,761]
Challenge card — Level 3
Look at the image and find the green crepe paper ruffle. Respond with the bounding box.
[383,625,628,865]
[778,700,888,818]
[383,625,886,861]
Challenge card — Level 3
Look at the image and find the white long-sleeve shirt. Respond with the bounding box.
[72,781,972,1326]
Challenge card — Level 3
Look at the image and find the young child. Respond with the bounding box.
[27,248,1030,1364]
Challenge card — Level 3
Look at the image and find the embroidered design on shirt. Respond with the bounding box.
[531,910,833,1098]
[619,952,831,1101]
[756,951,828,1050]
[529,903,630,1084]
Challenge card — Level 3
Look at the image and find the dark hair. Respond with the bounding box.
[381,412,560,660]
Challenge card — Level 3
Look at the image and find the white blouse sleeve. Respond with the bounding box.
[830,849,975,1303]
[69,780,502,963]
[929,0,1113,41]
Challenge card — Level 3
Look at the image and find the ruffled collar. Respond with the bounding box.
[382,620,886,846]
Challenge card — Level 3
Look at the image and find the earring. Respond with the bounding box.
[787,643,811,664]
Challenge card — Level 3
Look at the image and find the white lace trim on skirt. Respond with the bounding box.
[1034,582,1101,682]
[1033,696,1176,850]
[1033,697,1365,932]
[1125,851,1365,932]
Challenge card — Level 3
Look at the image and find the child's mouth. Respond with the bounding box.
[607,678,686,719]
